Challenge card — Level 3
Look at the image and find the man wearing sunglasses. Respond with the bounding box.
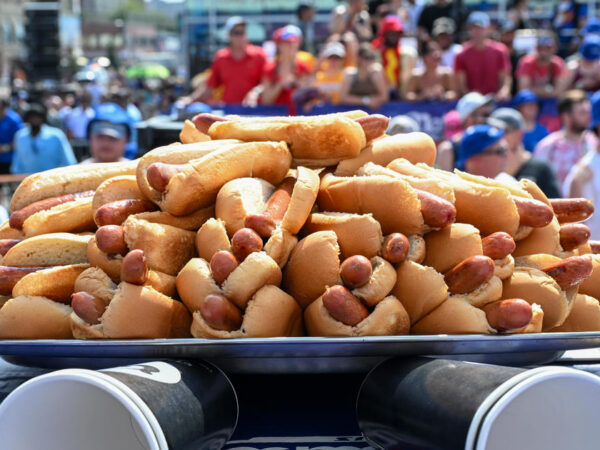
[457,124,508,180]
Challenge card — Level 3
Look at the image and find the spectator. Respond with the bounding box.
[329,0,372,42]
[405,40,456,101]
[564,34,600,92]
[534,89,598,186]
[45,95,66,131]
[258,26,312,115]
[0,97,23,174]
[296,2,316,55]
[554,0,587,58]
[499,21,521,96]
[11,103,76,174]
[371,15,417,99]
[516,33,567,98]
[65,92,95,141]
[507,0,533,30]
[454,11,512,100]
[457,124,507,179]
[431,17,462,70]
[390,0,425,37]
[315,42,347,104]
[80,109,131,164]
[491,108,561,198]
[186,16,266,105]
[436,92,494,171]
[580,17,600,38]
[563,90,600,237]
[513,89,549,152]
[110,89,141,159]
[443,110,462,141]
[339,43,389,109]
[388,114,420,134]
[417,0,452,40]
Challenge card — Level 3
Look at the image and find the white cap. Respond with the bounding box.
[225,16,246,34]
[456,92,494,122]
[322,42,346,58]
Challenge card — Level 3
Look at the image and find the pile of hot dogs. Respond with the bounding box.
[0,109,598,339]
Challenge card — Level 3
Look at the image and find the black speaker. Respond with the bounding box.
[25,1,60,82]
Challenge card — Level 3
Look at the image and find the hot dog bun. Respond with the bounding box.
[195,218,231,261]
[579,255,600,299]
[0,221,24,240]
[2,233,92,266]
[12,264,90,302]
[549,294,600,332]
[449,275,503,308]
[130,207,214,231]
[513,217,562,257]
[0,296,73,338]
[412,297,495,334]
[424,223,483,273]
[351,256,396,307]
[92,175,145,219]
[263,228,297,268]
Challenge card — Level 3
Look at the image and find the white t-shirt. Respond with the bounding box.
[563,150,600,239]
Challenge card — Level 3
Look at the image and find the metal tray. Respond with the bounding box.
[2,333,600,373]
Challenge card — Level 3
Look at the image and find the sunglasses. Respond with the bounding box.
[480,144,507,157]
[230,29,245,36]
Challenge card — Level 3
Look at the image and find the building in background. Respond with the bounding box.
[0,0,25,90]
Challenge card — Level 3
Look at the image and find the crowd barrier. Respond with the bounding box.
[223,98,561,142]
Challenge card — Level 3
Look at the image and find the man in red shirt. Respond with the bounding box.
[455,12,512,101]
[516,33,567,98]
[187,16,266,105]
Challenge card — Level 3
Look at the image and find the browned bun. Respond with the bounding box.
[3,233,92,267]
[352,256,396,306]
[494,255,515,280]
[518,178,551,206]
[191,285,302,338]
[424,223,483,273]
[74,267,117,304]
[130,207,213,231]
[157,141,292,216]
[283,231,341,309]
[0,220,24,240]
[180,119,210,144]
[22,196,95,237]
[411,297,494,335]
[549,294,600,332]
[449,275,503,308]
[0,296,73,338]
[87,237,122,282]
[195,218,231,261]
[579,255,600,299]
[146,270,177,298]
[123,217,196,276]
[304,295,409,336]
[407,235,426,263]
[334,132,437,176]
[280,166,319,234]
[318,173,425,235]
[207,114,366,166]
[176,258,220,312]
[303,212,382,258]
[513,217,562,257]
[12,264,90,302]
[264,228,297,268]
[392,260,448,324]
[92,175,145,220]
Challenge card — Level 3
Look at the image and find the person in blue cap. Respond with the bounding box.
[457,124,507,179]
[80,103,131,164]
[513,89,549,152]
[565,33,600,92]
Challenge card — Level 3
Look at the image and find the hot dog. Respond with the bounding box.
[416,189,456,229]
[0,239,20,256]
[550,198,594,224]
[559,223,591,251]
[340,255,372,289]
[590,240,600,254]
[210,250,239,285]
[94,199,158,226]
[199,293,243,331]
[0,266,47,295]
[482,298,533,332]
[120,250,148,285]
[542,255,594,290]
[146,163,186,192]
[71,291,106,325]
[482,232,516,260]
[244,177,295,238]
[95,225,128,256]
[444,255,495,294]
[512,196,554,228]
[231,228,264,261]
[381,233,410,264]
[322,285,369,326]
[192,113,229,134]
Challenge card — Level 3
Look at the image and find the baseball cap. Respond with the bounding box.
[591,90,600,130]
[467,11,491,28]
[322,42,346,59]
[273,25,303,43]
[388,115,420,134]
[456,92,494,122]
[89,121,128,139]
[513,89,538,108]
[380,15,404,34]
[581,34,600,61]
[225,16,246,34]
[500,20,517,33]
[581,17,600,36]
[457,124,505,169]
[432,17,455,37]
[491,108,524,131]
[87,102,131,140]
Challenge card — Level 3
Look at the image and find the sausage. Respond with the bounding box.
[244,177,296,238]
[192,113,230,134]
[590,240,600,254]
[210,250,239,285]
[95,225,128,256]
[550,198,594,224]
[512,196,554,228]
[95,199,158,226]
[231,228,263,261]
[381,233,410,264]
[199,294,243,331]
[482,232,516,260]
[444,255,495,294]
[0,266,47,295]
[542,255,594,290]
[340,255,373,289]
[120,250,148,285]
[559,223,591,251]
[354,114,390,141]
[9,190,94,230]
[322,285,369,326]
[482,298,533,332]
[71,291,106,325]
[146,163,187,192]
[416,189,456,229]
[0,239,20,256]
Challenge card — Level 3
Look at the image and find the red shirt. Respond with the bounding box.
[516,54,566,88]
[263,59,311,115]
[207,44,266,103]
[454,40,511,95]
